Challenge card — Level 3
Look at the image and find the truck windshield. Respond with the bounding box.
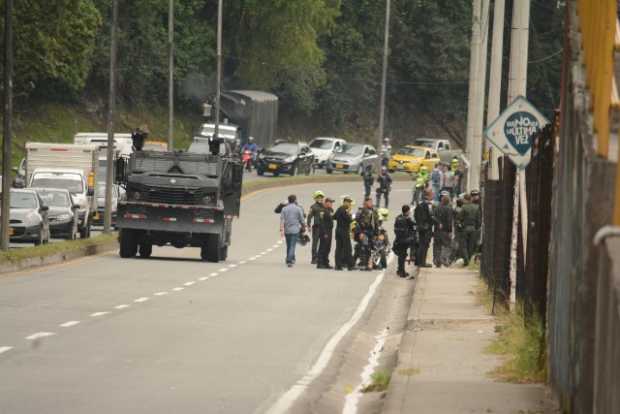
[31,176,83,194]
[10,193,37,209]
[310,139,334,150]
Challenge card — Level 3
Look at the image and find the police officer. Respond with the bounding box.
[334,196,354,271]
[307,191,325,264]
[433,191,454,268]
[362,165,374,199]
[457,194,481,266]
[356,197,379,270]
[470,189,482,255]
[393,204,415,278]
[414,189,434,268]
[317,197,335,269]
[375,167,392,208]
[131,126,149,151]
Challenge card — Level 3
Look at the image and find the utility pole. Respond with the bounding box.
[167,0,174,151]
[507,0,531,305]
[213,0,223,146]
[1,0,13,251]
[487,0,506,180]
[377,0,391,154]
[471,0,490,190]
[104,0,118,234]
[465,0,482,192]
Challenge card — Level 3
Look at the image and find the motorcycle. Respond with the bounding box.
[370,230,390,269]
[242,150,253,172]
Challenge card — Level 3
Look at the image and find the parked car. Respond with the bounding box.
[326,143,379,174]
[5,189,50,245]
[256,142,314,176]
[309,137,346,168]
[94,184,119,226]
[387,145,440,173]
[34,188,79,240]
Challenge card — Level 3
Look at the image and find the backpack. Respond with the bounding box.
[431,169,441,186]
[274,202,287,214]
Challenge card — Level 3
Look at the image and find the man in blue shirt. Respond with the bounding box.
[280,194,306,267]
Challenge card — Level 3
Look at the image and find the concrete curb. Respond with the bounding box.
[0,174,410,276]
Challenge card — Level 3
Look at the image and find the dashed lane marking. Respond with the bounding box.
[26,332,56,340]
[228,264,237,269]
[219,268,229,273]
[115,304,130,310]
[134,297,149,303]
[199,276,209,281]
[172,287,184,292]
[0,346,13,355]
[59,321,80,328]
[239,261,247,265]
[154,291,168,296]
[184,281,195,286]
[90,312,110,317]
[209,272,218,277]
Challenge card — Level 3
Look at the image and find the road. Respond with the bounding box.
[0,180,413,414]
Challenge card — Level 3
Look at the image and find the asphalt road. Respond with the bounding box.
[0,180,413,414]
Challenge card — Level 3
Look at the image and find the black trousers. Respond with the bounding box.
[364,183,372,198]
[317,230,333,266]
[376,191,389,208]
[335,231,352,269]
[397,254,407,274]
[463,229,477,264]
[311,226,320,262]
[415,230,431,265]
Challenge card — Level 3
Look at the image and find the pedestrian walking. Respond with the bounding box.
[457,194,481,266]
[307,191,325,264]
[375,167,392,208]
[433,191,454,268]
[414,189,434,268]
[334,196,354,271]
[317,197,335,269]
[393,204,416,278]
[362,165,374,199]
[280,194,305,267]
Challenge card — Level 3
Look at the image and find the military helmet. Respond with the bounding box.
[313,190,325,200]
[378,208,389,221]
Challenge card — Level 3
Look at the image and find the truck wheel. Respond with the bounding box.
[201,234,221,262]
[119,229,138,258]
[139,243,152,258]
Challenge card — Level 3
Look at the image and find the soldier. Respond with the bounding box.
[375,167,392,208]
[414,189,434,268]
[334,196,354,271]
[457,194,481,266]
[433,191,454,268]
[307,191,325,264]
[361,165,374,199]
[317,197,335,269]
[393,204,416,278]
[356,197,379,270]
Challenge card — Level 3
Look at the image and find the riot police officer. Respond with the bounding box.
[307,191,325,264]
[317,197,335,269]
[393,204,416,278]
[414,189,434,268]
[334,196,354,271]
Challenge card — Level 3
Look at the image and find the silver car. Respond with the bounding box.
[326,143,379,174]
[6,189,50,245]
[34,188,79,240]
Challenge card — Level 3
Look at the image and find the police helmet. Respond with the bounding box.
[313,190,325,200]
[378,208,389,222]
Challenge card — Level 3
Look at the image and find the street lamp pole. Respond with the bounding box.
[213,0,223,148]
[168,0,174,151]
[377,0,391,155]
[1,0,14,251]
[104,0,118,233]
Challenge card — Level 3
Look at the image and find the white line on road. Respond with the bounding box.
[59,321,80,328]
[115,304,130,310]
[26,332,56,340]
[134,297,149,303]
[210,272,218,277]
[266,248,273,252]
[0,346,13,355]
[154,292,168,296]
[184,281,195,286]
[219,268,228,273]
[228,264,237,268]
[266,255,393,414]
[172,287,184,291]
[199,276,209,281]
[239,261,247,265]
[90,312,110,317]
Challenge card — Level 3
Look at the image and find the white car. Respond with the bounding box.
[309,137,346,168]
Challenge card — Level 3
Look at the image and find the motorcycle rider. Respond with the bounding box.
[307,191,325,264]
[241,137,258,171]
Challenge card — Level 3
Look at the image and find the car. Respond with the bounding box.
[5,188,50,245]
[256,142,314,176]
[387,145,440,173]
[94,184,119,227]
[326,143,379,174]
[34,188,79,240]
[309,137,346,168]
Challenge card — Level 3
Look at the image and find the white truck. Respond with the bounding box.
[74,132,133,157]
[25,143,101,238]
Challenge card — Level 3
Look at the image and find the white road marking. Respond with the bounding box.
[172,287,184,291]
[154,291,168,296]
[267,254,394,414]
[199,276,209,281]
[219,268,228,273]
[272,244,279,248]
[249,257,257,261]
[184,281,195,286]
[59,321,80,328]
[90,311,110,317]
[134,297,149,303]
[210,272,218,277]
[0,346,13,355]
[239,261,247,265]
[26,332,56,340]
[266,248,273,252]
[343,328,390,414]
[228,264,237,269]
[115,304,130,310]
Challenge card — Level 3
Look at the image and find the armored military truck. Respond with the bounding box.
[115,150,243,262]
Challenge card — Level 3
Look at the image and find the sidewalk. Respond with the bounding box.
[383,266,554,414]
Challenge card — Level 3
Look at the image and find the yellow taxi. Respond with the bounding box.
[387,145,440,173]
